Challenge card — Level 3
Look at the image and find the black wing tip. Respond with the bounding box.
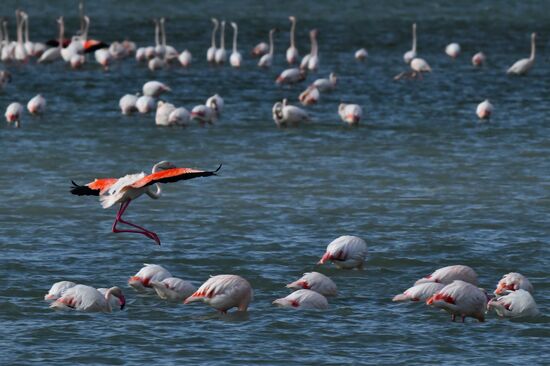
[214,164,222,174]
[70,181,99,196]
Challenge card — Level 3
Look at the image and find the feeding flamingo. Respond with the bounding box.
[445,42,461,59]
[487,289,539,318]
[355,48,368,61]
[312,72,337,92]
[70,161,221,245]
[415,265,478,286]
[338,103,362,126]
[318,235,368,269]
[476,99,493,120]
[150,277,196,301]
[273,289,329,310]
[229,22,242,68]
[50,284,126,312]
[426,280,488,322]
[27,94,46,115]
[392,282,445,302]
[128,263,172,292]
[119,94,139,115]
[286,272,337,297]
[472,52,486,67]
[184,274,253,313]
[258,28,276,68]
[5,102,23,128]
[276,68,306,85]
[494,272,534,296]
[251,42,269,57]
[298,86,320,106]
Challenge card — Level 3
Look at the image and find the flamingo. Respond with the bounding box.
[487,289,539,318]
[69,161,221,245]
[318,235,368,269]
[298,86,320,106]
[229,22,242,68]
[21,12,46,57]
[128,263,172,292]
[312,72,337,92]
[119,94,139,115]
[476,99,493,120]
[143,80,171,97]
[472,52,486,67]
[258,28,276,68]
[426,280,488,322]
[355,48,368,61]
[136,95,155,114]
[507,33,536,75]
[214,20,227,64]
[44,281,77,301]
[70,54,85,69]
[160,18,178,62]
[5,102,23,128]
[0,20,14,63]
[403,23,417,64]
[148,56,165,71]
[27,94,46,115]
[50,284,126,312]
[95,48,112,70]
[286,16,299,64]
[178,49,192,67]
[494,272,534,295]
[392,282,445,302]
[155,101,176,126]
[14,10,28,62]
[273,289,329,310]
[150,277,196,301]
[304,29,319,71]
[276,68,306,85]
[206,94,224,119]
[206,18,218,63]
[153,18,165,59]
[395,57,432,80]
[272,99,310,127]
[286,272,337,297]
[338,103,362,126]
[251,42,268,57]
[168,107,190,126]
[445,42,460,59]
[184,274,253,313]
[191,104,215,125]
[415,265,478,286]
[38,17,63,63]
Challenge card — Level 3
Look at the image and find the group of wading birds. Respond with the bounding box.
[3,6,542,128]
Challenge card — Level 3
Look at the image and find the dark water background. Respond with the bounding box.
[1,0,549,364]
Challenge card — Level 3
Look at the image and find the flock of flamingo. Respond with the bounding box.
[0,4,541,321]
[2,3,541,128]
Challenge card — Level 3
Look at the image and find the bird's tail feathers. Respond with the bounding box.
[99,193,124,208]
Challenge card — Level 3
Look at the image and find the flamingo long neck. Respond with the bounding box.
[161,19,167,47]
[412,23,417,52]
[211,20,218,48]
[290,18,296,48]
[220,22,225,49]
[104,289,115,312]
[82,16,89,41]
[2,21,8,43]
[232,24,238,53]
[311,32,318,56]
[530,34,535,60]
[16,11,23,44]
[23,15,29,43]
[154,20,160,47]
[58,18,64,49]
[269,30,274,55]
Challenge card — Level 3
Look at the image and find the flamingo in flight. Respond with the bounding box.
[70,161,221,245]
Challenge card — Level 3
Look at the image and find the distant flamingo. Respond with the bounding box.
[338,103,362,126]
[355,48,368,61]
[403,23,417,64]
[251,42,268,57]
[445,42,460,58]
[184,274,253,313]
[70,161,220,245]
[273,289,329,309]
[142,80,171,97]
[286,16,299,64]
[298,86,320,106]
[206,18,218,63]
[5,102,23,128]
[27,94,46,115]
[318,235,368,269]
[507,33,536,75]
[286,272,337,297]
[258,29,276,68]
[50,284,126,312]
[472,52,486,67]
[229,22,242,68]
[476,99,493,120]
[119,94,139,115]
[276,68,306,85]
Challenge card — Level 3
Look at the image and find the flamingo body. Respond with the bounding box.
[273,289,329,310]
[5,102,23,127]
[184,274,253,313]
[27,94,46,115]
[507,33,536,75]
[487,289,539,318]
[45,281,77,301]
[276,68,306,85]
[272,99,310,127]
[494,272,533,296]
[136,95,155,114]
[286,272,337,297]
[415,265,478,286]
[318,235,368,269]
[392,282,445,302]
[472,52,486,67]
[312,72,337,92]
[445,43,461,58]
[179,50,192,67]
[476,99,493,120]
[128,264,172,292]
[119,94,138,115]
[338,103,362,126]
[168,107,190,126]
[50,285,125,312]
[143,81,171,97]
[426,280,487,322]
[355,48,368,61]
[150,277,196,301]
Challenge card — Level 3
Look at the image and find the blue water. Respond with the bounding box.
[1,0,549,365]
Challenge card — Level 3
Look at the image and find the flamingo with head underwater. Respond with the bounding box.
[70,161,221,245]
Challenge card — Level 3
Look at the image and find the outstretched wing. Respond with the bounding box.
[130,164,222,189]
[70,178,118,196]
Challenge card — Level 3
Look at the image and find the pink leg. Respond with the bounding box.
[112,200,161,245]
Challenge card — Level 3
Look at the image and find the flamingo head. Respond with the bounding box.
[108,287,126,310]
[318,252,332,265]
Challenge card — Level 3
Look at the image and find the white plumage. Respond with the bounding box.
[150,277,196,301]
[487,289,539,318]
[494,272,533,295]
[286,272,337,297]
[184,274,253,313]
[415,265,478,286]
[318,235,368,269]
[392,282,445,302]
[273,289,329,310]
[128,263,172,292]
[426,280,487,322]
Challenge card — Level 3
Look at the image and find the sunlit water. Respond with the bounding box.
[1,0,549,364]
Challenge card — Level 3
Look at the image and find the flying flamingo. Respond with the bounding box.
[70,161,221,245]
[426,280,488,322]
[286,16,299,64]
[50,284,126,312]
[286,272,337,297]
[184,274,253,313]
[507,33,536,75]
[273,289,329,309]
[494,272,534,295]
[318,235,368,269]
[128,263,172,292]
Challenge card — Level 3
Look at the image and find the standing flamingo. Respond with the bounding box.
[38,17,63,63]
[318,235,368,269]
[206,18,218,63]
[214,21,227,64]
[272,99,310,127]
[426,280,488,322]
[286,16,299,64]
[229,22,242,68]
[355,48,368,61]
[258,28,276,68]
[50,284,126,312]
[184,274,253,313]
[507,33,536,75]
[403,23,417,64]
[70,161,221,245]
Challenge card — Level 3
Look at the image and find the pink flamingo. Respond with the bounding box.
[184,274,253,313]
[70,161,220,245]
